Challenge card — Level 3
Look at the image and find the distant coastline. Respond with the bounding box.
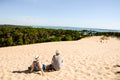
[0,24,120,32]
[33,26,120,32]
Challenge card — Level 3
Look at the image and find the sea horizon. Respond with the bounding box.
[0,24,120,32]
[33,25,120,32]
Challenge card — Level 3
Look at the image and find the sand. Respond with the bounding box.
[0,36,120,80]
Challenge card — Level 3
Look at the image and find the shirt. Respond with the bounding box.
[52,55,63,70]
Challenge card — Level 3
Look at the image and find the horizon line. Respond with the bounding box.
[0,23,120,31]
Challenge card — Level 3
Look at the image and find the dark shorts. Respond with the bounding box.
[28,64,46,71]
[42,64,46,70]
[34,64,46,71]
[48,64,56,71]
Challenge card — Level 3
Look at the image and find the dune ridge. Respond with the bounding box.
[0,36,120,80]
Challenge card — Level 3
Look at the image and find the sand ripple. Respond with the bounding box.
[0,36,120,80]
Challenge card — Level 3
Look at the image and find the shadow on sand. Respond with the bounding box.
[12,70,30,74]
[115,71,120,74]
[113,65,120,75]
[12,64,56,74]
[12,69,54,74]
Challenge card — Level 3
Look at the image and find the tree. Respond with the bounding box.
[62,35,72,41]
[6,37,13,46]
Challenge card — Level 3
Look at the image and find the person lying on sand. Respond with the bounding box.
[48,50,63,71]
[28,55,45,76]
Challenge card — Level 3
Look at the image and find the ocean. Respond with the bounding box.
[33,26,120,32]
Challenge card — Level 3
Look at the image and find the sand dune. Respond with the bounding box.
[0,36,120,80]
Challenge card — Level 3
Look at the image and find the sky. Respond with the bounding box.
[0,0,120,30]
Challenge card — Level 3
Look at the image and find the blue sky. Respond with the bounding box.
[0,0,120,30]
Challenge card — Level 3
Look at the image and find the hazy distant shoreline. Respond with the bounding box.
[33,26,120,32]
[1,24,120,32]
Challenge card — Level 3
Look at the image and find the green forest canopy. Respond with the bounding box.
[0,25,120,47]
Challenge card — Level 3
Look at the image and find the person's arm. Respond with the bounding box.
[51,60,53,64]
[51,55,55,64]
[62,60,63,63]
[61,57,63,63]
[38,62,44,76]
[40,68,44,76]
[30,62,34,73]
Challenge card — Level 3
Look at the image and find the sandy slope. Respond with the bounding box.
[0,36,120,80]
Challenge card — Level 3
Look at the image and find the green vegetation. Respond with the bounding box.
[0,25,120,47]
